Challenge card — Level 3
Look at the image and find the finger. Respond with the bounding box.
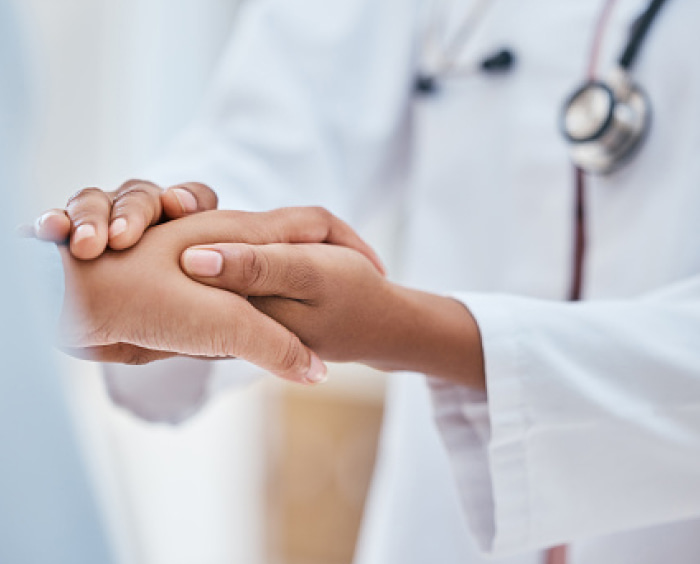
[160,182,219,219]
[32,209,72,242]
[124,287,327,385]
[163,207,384,272]
[215,296,327,385]
[108,181,164,250]
[65,188,113,260]
[181,243,321,300]
[264,207,386,275]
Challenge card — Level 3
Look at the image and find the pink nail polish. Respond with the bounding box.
[304,354,328,384]
[173,188,198,213]
[183,249,223,277]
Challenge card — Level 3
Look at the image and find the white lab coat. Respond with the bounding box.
[107,0,700,562]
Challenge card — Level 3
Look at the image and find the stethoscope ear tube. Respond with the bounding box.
[414,48,516,96]
[559,0,669,175]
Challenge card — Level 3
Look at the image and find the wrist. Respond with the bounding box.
[365,284,485,389]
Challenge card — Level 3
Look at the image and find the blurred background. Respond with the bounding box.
[13,1,387,563]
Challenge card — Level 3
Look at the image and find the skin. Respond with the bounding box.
[32,180,220,259]
[46,201,385,384]
[181,243,486,389]
[36,181,483,388]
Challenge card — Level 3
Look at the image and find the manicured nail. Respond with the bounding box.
[304,354,328,385]
[173,188,198,213]
[73,224,96,244]
[182,249,223,277]
[109,217,128,238]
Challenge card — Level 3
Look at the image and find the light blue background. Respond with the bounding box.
[0,1,113,561]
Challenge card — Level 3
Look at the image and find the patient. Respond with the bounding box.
[35,180,484,389]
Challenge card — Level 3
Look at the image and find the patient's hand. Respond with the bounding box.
[32,180,218,259]
[59,207,384,384]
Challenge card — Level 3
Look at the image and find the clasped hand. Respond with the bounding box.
[33,180,483,388]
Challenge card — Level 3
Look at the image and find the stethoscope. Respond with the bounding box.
[415,3,670,563]
[415,0,670,175]
[414,0,516,94]
[417,3,670,561]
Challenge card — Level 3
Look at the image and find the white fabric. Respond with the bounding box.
[440,279,700,553]
[102,0,700,562]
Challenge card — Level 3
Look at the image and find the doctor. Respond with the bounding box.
[37,0,700,563]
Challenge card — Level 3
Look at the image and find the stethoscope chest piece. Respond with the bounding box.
[559,0,671,175]
[560,69,651,175]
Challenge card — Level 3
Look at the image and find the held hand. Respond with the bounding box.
[181,242,485,387]
[31,180,218,260]
[182,243,392,364]
[58,207,383,384]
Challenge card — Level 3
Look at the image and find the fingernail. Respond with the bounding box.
[73,224,96,244]
[304,354,328,385]
[34,211,58,233]
[109,217,128,238]
[173,188,198,213]
[182,249,223,277]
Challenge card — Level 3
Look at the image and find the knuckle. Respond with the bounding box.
[113,185,162,221]
[309,206,332,223]
[115,185,160,205]
[241,248,269,289]
[119,179,159,192]
[277,335,305,374]
[66,187,110,210]
[302,207,334,241]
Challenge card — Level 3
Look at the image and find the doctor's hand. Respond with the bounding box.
[58,208,383,384]
[31,180,219,260]
[181,243,485,389]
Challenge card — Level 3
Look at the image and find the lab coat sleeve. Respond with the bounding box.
[107,0,420,422]
[431,278,700,555]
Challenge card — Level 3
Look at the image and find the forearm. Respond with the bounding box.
[368,284,486,390]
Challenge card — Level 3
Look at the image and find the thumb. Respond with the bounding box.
[180,243,317,299]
